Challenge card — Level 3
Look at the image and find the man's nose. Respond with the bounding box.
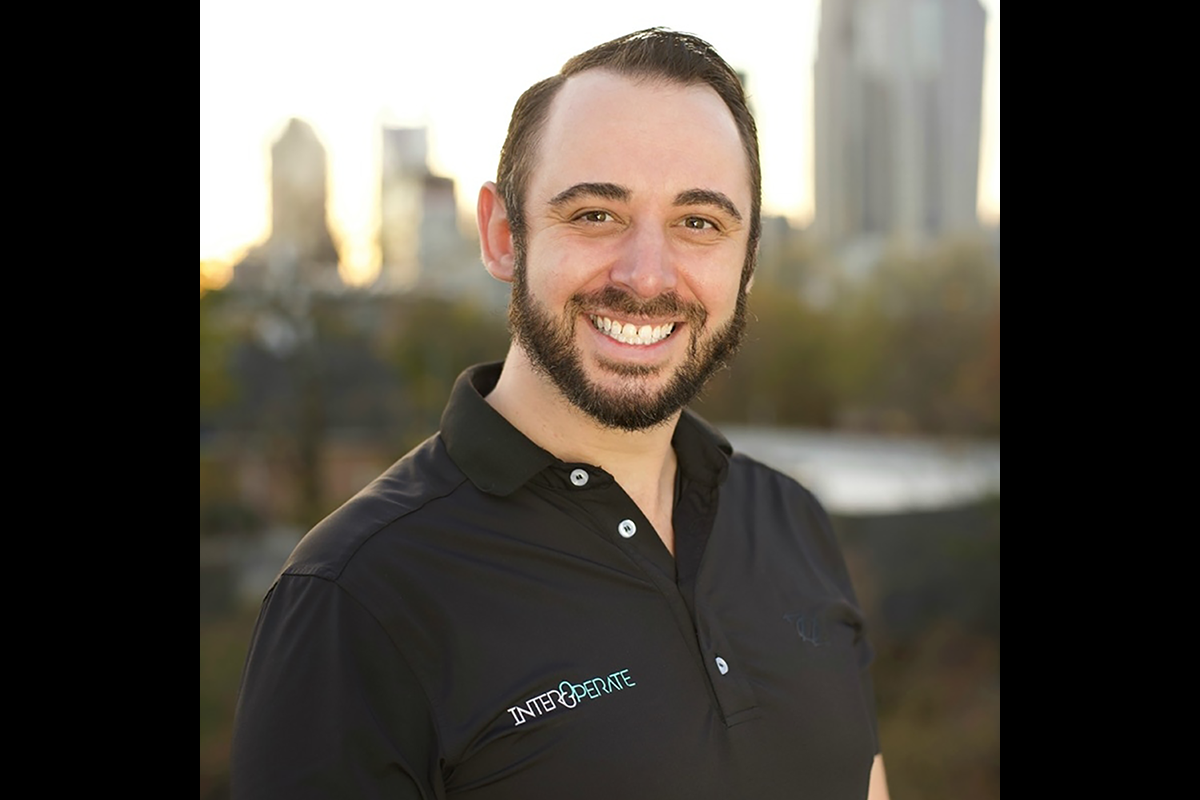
[609,224,678,298]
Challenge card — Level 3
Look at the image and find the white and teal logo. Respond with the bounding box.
[506,668,637,726]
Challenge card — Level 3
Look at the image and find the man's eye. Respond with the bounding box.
[576,210,613,223]
[683,216,716,230]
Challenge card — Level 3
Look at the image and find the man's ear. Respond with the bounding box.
[477,181,515,283]
[743,241,759,294]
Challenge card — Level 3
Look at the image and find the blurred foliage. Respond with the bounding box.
[199,287,509,534]
[390,296,511,444]
[838,497,1000,800]
[200,604,260,800]
[699,234,1000,435]
[200,290,237,415]
[874,620,1001,799]
[860,239,1001,435]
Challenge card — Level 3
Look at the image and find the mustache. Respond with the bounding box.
[568,286,707,326]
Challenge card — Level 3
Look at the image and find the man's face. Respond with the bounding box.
[509,70,754,431]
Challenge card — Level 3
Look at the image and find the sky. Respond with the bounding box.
[200,0,1000,286]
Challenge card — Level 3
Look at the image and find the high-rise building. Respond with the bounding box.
[377,127,428,290]
[231,118,342,291]
[814,0,986,249]
[377,127,475,295]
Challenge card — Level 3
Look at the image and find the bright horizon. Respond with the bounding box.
[200,0,1000,286]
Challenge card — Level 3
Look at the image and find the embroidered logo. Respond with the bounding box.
[506,668,637,727]
[784,612,830,647]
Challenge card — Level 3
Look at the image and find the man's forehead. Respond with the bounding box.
[545,69,730,134]
[531,70,751,206]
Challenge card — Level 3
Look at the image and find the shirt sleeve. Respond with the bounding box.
[798,483,882,756]
[230,574,443,799]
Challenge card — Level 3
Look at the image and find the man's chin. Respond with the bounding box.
[554,363,692,431]
[592,355,666,379]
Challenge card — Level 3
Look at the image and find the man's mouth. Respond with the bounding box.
[589,314,677,346]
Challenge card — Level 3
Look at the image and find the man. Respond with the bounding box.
[232,28,889,799]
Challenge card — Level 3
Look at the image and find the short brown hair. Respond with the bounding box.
[495,28,762,281]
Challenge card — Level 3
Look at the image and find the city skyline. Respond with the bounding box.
[200,0,1000,286]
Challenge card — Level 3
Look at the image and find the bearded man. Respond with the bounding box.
[232,28,889,800]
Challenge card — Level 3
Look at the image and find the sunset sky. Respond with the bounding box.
[200,0,1000,285]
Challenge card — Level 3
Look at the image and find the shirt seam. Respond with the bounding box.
[326,573,450,795]
[283,473,472,583]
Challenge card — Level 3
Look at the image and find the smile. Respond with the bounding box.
[589,315,677,346]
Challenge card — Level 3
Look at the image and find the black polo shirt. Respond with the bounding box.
[231,362,879,799]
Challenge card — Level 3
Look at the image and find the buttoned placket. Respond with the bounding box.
[553,462,760,727]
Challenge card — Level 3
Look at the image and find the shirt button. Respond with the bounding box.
[715,656,729,675]
[618,519,637,538]
[570,468,589,487]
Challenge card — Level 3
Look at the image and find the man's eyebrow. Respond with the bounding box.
[548,182,631,207]
[674,189,743,221]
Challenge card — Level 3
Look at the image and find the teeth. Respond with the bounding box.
[590,315,676,345]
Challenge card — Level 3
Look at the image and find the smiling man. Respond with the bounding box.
[232,28,888,800]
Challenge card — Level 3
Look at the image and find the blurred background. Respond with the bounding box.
[200,1,999,797]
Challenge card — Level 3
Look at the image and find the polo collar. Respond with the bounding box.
[673,403,733,487]
[441,361,732,496]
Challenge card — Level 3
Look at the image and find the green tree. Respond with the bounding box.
[200,287,237,418]
[860,237,1000,434]
[389,296,510,446]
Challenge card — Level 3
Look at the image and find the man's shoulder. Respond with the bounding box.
[717,449,854,587]
[717,447,842,537]
[281,432,470,582]
[723,449,817,504]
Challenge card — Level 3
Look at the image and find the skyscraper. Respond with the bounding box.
[814,0,986,248]
[377,127,472,294]
[377,127,428,290]
[231,118,342,291]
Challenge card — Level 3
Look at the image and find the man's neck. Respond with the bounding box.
[486,347,679,553]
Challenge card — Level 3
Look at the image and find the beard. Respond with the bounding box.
[507,263,748,432]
